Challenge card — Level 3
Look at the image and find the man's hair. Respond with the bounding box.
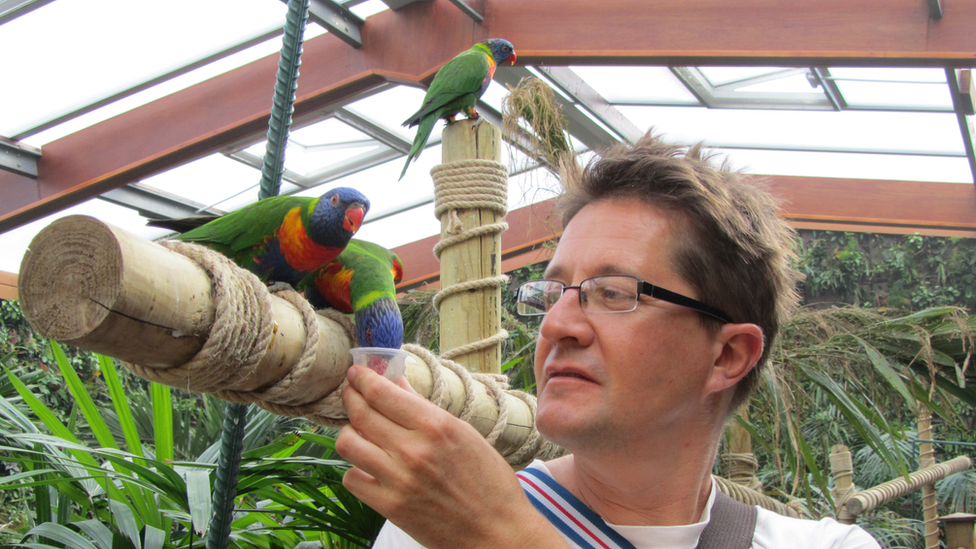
[557,132,801,411]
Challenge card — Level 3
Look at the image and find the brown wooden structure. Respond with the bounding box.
[3,0,976,240]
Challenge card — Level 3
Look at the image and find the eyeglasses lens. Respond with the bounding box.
[517,276,641,316]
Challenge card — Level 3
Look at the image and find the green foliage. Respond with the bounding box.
[0,300,384,549]
[795,231,976,311]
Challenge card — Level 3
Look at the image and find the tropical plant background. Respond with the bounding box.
[4,84,976,548]
[7,226,973,549]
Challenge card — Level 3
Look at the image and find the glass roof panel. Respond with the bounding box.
[570,66,700,105]
[242,119,383,178]
[0,198,172,274]
[0,0,288,138]
[828,68,952,110]
[346,85,440,143]
[137,153,263,213]
[735,72,819,94]
[617,105,965,158]
[480,80,511,112]
[347,0,390,19]
[717,148,972,184]
[698,67,790,87]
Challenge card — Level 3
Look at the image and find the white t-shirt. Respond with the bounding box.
[371,461,880,549]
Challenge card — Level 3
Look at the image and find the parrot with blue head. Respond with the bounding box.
[299,238,405,350]
[399,38,517,180]
[154,187,369,287]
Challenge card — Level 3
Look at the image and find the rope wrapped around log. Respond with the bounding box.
[144,242,563,467]
[845,456,972,516]
[16,216,560,468]
[430,158,510,362]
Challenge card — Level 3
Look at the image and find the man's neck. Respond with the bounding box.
[545,431,720,527]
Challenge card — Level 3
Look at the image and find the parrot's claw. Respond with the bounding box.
[471,117,484,130]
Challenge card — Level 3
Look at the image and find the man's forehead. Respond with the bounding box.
[545,198,682,281]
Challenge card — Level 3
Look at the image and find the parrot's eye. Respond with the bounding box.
[330,194,339,206]
[365,328,373,343]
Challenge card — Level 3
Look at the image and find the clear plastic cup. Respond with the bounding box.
[349,347,409,382]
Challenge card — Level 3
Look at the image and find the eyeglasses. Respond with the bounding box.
[515,275,732,323]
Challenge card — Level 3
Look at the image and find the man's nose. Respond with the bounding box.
[539,285,592,344]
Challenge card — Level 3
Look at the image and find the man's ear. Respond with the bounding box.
[705,323,764,395]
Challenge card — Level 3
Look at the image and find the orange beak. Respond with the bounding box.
[344,204,366,233]
[508,52,517,65]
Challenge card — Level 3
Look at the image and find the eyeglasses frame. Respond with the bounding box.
[516,275,733,324]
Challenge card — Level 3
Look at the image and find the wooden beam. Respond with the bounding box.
[0,270,17,300]
[769,176,976,232]
[393,175,976,289]
[4,0,976,233]
[491,0,976,67]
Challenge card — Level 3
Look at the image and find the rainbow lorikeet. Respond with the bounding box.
[298,239,405,350]
[399,38,517,180]
[151,187,369,287]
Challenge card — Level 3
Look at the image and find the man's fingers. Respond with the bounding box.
[345,366,429,431]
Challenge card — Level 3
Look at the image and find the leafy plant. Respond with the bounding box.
[0,338,384,549]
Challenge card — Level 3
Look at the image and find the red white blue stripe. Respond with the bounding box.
[517,465,638,549]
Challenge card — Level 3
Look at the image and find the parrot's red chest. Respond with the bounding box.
[314,262,354,313]
[276,208,342,273]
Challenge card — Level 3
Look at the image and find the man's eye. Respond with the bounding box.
[597,286,631,301]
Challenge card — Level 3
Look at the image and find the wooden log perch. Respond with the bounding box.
[845,456,972,516]
[17,215,556,466]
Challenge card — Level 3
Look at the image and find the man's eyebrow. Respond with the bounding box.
[543,265,565,280]
[543,265,633,281]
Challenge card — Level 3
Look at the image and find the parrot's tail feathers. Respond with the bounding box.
[398,156,413,181]
[399,117,436,181]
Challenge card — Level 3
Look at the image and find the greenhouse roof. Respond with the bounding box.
[1,0,975,299]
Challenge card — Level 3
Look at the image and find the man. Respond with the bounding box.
[336,133,880,548]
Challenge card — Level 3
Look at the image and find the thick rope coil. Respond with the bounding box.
[402,344,565,466]
[440,330,510,362]
[719,453,763,492]
[713,476,801,518]
[430,158,510,362]
[829,447,856,505]
[431,159,509,218]
[124,241,275,393]
[432,222,510,259]
[432,276,511,310]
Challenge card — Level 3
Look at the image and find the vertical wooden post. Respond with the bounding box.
[830,444,857,524]
[941,513,976,549]
[918,406,940,549]
[437,120,504,374]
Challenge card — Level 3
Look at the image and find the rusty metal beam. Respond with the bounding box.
[4,0,976,233]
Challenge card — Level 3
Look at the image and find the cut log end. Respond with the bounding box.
[18,215,216,367]
[19,215,124,341]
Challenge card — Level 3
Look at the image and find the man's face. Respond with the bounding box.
[533,198,721,453]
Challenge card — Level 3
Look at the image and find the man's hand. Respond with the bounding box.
[335,366,565,549]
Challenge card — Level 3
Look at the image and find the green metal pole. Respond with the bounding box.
[206,1,310,548]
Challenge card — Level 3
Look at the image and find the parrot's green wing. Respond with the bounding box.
[179,196,314,252]
[407,48,491,124]
[347,240,402,306]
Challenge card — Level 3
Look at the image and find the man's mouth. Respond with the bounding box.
[546,368,595,383]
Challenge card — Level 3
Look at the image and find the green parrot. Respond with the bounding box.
[399,38,517,180]
[148,187,369,287]
[299,238,405,349]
